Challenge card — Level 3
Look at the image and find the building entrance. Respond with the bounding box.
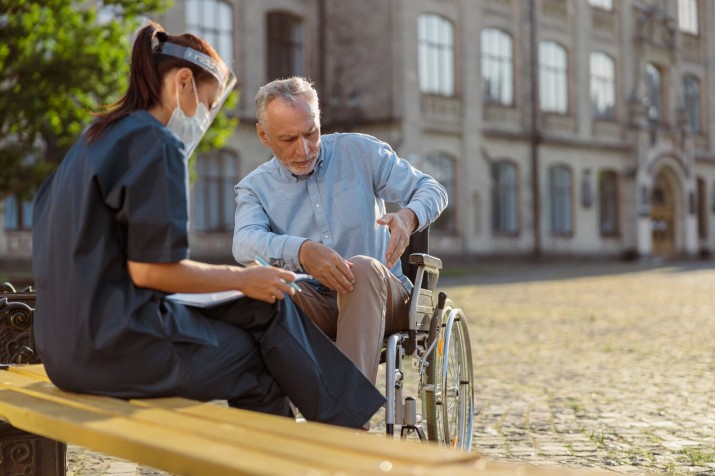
[650,172,676,258]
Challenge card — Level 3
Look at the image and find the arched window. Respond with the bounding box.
[267,12,304,81]
[193,150,240,232]
[186,0,234,66]
[590,52,615,119]
[683,75,701,134]
[645,63,663,122]
[539,41,568,113]
[491,161,518,234]
[418,14,455,96]
[481,28,513,105]
[422,152,456,233]
[599,170,619,236]
[549,165,572,234]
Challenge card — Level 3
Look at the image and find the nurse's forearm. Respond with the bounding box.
[127,259,242,293]
[128,259,298,302]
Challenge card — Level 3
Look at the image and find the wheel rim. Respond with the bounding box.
[439,309,474,450]
[423,301,474,450]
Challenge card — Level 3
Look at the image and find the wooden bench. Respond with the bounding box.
[0,364,615,476]
[0,290,609,476]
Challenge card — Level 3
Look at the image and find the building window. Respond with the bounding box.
[193,151,240,232]
[590,52,615,120]
[418,13,455,96]
[683,75,701,134]
[186,0,234,66]
[3,195,33,231]
[599,170,619,236]
[491,161,518,234]
[422,152,456,233]
[589,0,613,10]
[549,165,572,234]
[697,177,707,239]
[539,41,568,113]
[645,63,663,123]
[481,28,513,105]
[678,0,699,35]
[267,12,304,81]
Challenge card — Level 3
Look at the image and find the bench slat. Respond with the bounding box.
[0,388,321,476]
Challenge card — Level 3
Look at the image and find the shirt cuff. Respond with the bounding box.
[283,236,309,271]
[405,205,426,233]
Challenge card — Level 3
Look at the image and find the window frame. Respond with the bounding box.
[192,150,240,233]
[491,160,519,235]
[644,62,664,123]
[3,194,33,231]
[418,13,456,97]
[678,0,699,35]
[683,74,701,134]
[590,51,616,120]
[548,165,573,236]
[598,170,620,237]
[481,28,514,106]
[539,40,568,114]
[589,0,613,10]
[422,152,457,234]
[266,11,305,81]
[185,0,234,67]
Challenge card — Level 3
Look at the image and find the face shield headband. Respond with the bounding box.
[155,41,237,155]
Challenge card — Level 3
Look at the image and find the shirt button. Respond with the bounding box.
[315,203,321,208]
[324,234,329,239]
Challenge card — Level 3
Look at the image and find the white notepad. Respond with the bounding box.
[166,274,314,308]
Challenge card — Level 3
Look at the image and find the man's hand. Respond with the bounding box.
[237,266,298,303]
[298,240,355,293]
[377,208,418,269]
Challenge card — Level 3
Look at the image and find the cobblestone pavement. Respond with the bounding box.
[67,260,715,475]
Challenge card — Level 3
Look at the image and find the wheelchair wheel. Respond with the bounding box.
[424,299,474,450]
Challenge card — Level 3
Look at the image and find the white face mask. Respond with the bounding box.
[166,76,211,156]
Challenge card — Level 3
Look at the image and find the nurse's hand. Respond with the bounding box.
[237,266,298,303]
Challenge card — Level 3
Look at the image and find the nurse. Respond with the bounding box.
[31,21,384,429]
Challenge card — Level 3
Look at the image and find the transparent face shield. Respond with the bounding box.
[155,42,237,155]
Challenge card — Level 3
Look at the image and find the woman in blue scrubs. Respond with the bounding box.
[31,22,384,428]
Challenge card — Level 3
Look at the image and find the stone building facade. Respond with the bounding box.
[3,0,715,264]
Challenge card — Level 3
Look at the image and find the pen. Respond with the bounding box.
[255,256,302,293]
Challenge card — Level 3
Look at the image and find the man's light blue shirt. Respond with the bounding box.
[233,133,448,290]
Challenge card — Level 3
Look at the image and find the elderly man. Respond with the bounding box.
[233,77,447,389]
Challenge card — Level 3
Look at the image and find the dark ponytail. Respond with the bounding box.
[85,21,221,143]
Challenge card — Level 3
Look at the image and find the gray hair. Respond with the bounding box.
[255,76,320,125]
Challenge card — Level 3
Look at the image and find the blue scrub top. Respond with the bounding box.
[31,111,218,397]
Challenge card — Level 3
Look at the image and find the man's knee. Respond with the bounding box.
[348,255,388,284]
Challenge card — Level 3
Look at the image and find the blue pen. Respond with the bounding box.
[255,256,302,293]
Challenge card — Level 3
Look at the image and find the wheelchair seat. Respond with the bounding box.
[383,227,475,450]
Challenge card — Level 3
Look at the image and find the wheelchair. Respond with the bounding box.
[382,228,474,450]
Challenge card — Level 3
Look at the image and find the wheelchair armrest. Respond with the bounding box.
[409,253,442,271]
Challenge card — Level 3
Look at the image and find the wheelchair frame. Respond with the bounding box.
[383,231,474,450]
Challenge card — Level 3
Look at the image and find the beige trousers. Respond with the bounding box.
[292,255,410,385]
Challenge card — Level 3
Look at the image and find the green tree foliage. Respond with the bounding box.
[0,0,238,199]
